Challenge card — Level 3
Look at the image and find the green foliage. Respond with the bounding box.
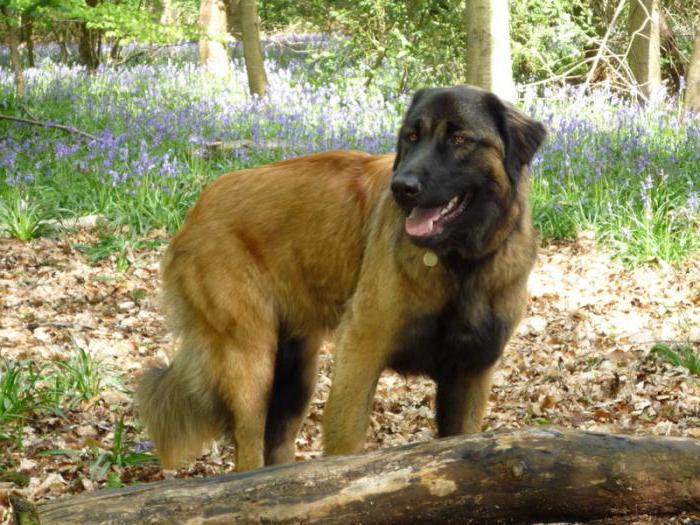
[0,192,49,241]
[302,0,465,93]
[651,343,700,375]
[89,418,157,482]
[54,346,106,404]
[510,0,597,83]
[0,347,123,446]
[66,0,195,44]
[0,359,42,443]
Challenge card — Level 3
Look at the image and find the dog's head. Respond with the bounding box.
[391,85,546,258]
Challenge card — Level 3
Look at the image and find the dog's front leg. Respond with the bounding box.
[323,310,391,456]
[435,366,495,437]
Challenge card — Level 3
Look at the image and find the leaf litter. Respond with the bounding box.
[0,230,698,524]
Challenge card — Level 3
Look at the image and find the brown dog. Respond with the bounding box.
[136,85,545,471]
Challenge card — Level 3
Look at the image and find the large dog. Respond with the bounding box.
[136,85,546,471]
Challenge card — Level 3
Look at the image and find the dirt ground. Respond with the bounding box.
[0,228,699,524]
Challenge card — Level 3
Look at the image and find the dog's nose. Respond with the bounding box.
[391,173,423,200]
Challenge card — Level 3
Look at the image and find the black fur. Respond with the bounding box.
[484,93,547,185]
[389,307,506,379]
[264,333,313,462]
[390,85,546,257]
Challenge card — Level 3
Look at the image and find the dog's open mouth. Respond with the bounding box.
[405,192,472,238]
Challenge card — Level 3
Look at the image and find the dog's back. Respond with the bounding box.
[137,150,393,470]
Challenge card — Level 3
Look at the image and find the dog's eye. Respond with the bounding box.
[407,132,418,143]
[452,133,468,145]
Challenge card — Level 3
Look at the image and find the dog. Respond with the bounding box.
[136,85,546,471]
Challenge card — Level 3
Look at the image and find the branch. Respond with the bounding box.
[579,0,627,99]
[0,114,98,141]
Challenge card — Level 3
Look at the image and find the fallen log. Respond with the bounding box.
[17,427,700,524]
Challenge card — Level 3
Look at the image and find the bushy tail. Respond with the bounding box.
[135,352,225,469]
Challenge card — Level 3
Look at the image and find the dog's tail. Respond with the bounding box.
[135,345,225,469]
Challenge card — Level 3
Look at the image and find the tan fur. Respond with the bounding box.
[136,145,536,469]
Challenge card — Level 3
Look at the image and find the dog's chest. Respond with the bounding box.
[388,289,505,379]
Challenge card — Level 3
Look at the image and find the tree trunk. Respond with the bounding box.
[21,14,34,68]
[159,0,176,25]
[464,0,515,102]
[1,7,25,98]
[109,39,121,61]
[78,0,101,71]
[199,0,230,77]
[226,0,243,40]
[628,0,662,100]
[685,21,700,114]
[239,0,267,96]
[20,428,700,524]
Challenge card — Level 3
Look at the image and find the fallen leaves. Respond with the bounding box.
[0,232,699,524]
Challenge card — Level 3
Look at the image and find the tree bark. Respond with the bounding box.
[159,0,176,25]
[21,14,34,68]
[464,0,515,102]
[1,7,25,98]
[198,0,230,77]
[78,0,101,71]
[226,0,243,40]
[685,21,700,114]
[239,0,267,96]
[627,0,662,100]
[23,428,700,524]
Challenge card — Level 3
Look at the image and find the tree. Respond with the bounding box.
[240,0,267,96]
[464,0,515,102]
[78,0,101,70]
[226,0,242,40]
[628,0,662,99]
[1,6,25,98]
[198,0,230,76]
[685,20,700,114]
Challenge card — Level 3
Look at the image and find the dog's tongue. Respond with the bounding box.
[405,206,444,237]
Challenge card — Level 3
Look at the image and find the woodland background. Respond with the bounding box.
[0,1,699,523]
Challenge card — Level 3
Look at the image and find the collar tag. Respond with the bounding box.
[422,251,438,267]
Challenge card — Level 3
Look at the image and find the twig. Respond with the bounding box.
[0,114,98,141]
[579,0,627,99]
[19,103,38,121]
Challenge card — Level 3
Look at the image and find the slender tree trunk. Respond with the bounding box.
[685,21,700,114]
[628,0,662,100]
[226,0,243,40]
[199,0,230,76]
[21,14,34,68]
[160,0,176,25]
[464,0,515,102]
[1,7,25,98]
[78,0,101,71]
[109,39,121,61]
[239,0,267,96]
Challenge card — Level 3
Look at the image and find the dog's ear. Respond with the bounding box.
[393,88,429,172]
[485,93,546,183]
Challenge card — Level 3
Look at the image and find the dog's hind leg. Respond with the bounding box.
[208,301,278,472]
[263,332,322,465]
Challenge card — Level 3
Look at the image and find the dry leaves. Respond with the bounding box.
[0,232,699,523]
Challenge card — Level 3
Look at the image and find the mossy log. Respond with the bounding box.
[19,427,700,524]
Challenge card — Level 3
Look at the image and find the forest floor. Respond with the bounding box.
[1,228,699,524]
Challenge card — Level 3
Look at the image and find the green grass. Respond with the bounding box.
[0,191,50,241]
[651,343,700,375]
[74,229,167,271]
[0,360,43,443]
[89,418,158,485]
[0,346,124,446]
